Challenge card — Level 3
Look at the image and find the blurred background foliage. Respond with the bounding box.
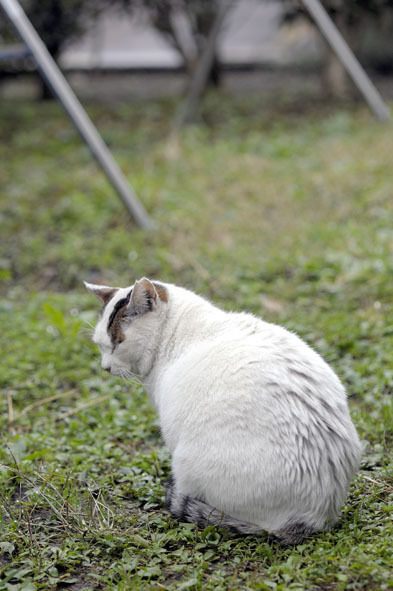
[1,0,393,98]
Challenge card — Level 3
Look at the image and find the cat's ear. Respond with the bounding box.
[127,277,160,315]
[84,281,118,305]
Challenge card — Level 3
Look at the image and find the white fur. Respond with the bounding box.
[90,280,361,537]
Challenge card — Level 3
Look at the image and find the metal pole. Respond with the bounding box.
[302,0,390,121]
[0,0,154,229]
[172,0,230,131]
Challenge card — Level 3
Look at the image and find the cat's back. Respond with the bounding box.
[157,303,348,426]
[170,308,343,395]
[155,286,351,430]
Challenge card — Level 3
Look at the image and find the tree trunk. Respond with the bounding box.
[323,47,349,97]
[207,53,221,87]
[186,52,221,88]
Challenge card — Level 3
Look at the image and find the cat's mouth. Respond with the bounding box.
[105,366,124,378]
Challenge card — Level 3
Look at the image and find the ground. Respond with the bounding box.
[0,92,393,590]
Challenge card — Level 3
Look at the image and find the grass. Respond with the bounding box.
[1,92,393,590]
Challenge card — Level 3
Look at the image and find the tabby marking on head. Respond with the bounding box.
[107,290,132,346]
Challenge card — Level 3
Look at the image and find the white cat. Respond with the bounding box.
[85,277,361,544]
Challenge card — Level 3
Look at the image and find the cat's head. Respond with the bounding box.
[84,277,168,379]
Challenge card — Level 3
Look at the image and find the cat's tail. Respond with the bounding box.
[165,475,316,545]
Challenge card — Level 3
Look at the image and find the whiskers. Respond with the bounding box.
[80,322,95,341]
[117,367,143,386]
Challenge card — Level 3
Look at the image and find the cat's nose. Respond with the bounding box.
[103,365,111,373]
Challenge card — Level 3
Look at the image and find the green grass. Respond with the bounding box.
[1,93,393,590]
